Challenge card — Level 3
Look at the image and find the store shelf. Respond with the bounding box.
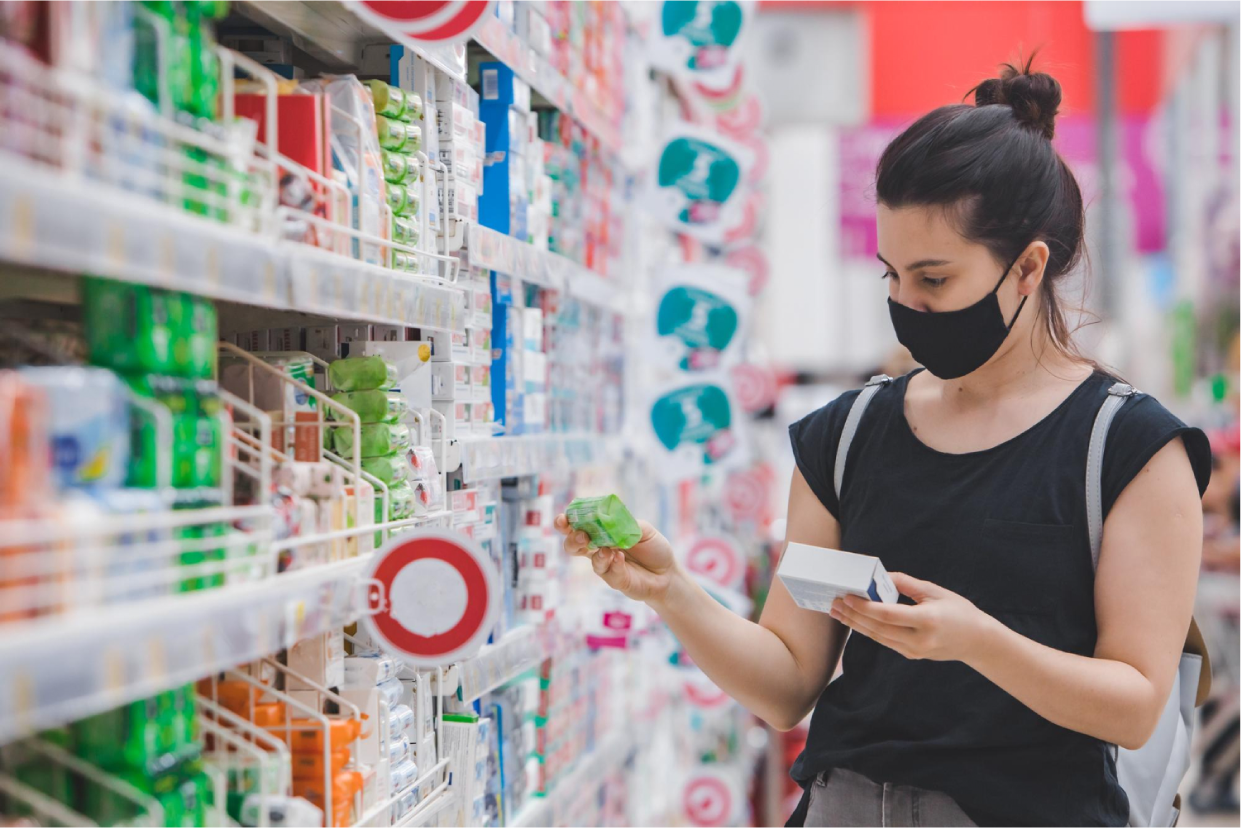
[471,16,623,154]
[443,625,544,703]
[0,162,467,333]
[463,222,625,310]
[0,556,369,744]
[509,730,639,828]
[458,433,623,482]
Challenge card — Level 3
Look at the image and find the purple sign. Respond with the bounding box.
[838,115,1167,258]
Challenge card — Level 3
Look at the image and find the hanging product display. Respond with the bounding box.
[651,265,750,372]
[644,124,755,243]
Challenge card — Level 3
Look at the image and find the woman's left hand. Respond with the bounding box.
[830,573,998,663]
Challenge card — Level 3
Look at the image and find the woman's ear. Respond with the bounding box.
[1016,241,1051,295]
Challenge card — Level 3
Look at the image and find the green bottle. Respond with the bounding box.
[361,453,411,486]
[565,495,642,549]
[332,422,411,457]
[366,79,405,119]
[382,149,408,185]
[329,390,408,424]
[328,355,397,392]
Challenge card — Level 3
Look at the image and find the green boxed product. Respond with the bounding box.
[328,355,397,392]
[332,422,411,458]
[171,293,218,379]
[366,79,405,118]
[176,519,227,591]
[329,389,407,424]
[565,494,642,549]
[82,278,176,376]
[381,149,408,184]
[361,453,410,486]
[392,216,418,247]
[142,378,221,489]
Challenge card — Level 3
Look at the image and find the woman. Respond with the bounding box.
[556,62,1212,826]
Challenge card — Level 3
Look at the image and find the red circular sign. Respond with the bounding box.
[354,0,494,41]
[686,536,743,590]
[684,775,732,826]
[361,530,499,665]
[731,363,777,414]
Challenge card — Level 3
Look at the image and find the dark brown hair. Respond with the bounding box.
[875,57,1091,366]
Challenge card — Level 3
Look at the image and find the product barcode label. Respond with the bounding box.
[483,69,499,101]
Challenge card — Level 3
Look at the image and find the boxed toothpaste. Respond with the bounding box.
[777,543,898,611]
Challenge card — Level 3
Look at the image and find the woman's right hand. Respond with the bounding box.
[554,514,681,604]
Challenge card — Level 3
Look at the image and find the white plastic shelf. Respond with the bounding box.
[508,730,638,828]
[0,162,468,334]
[472,15,623,154]
[0,556,368,744]
[445,625,544,704]
[463,222,624,310]
[458,433,622,483]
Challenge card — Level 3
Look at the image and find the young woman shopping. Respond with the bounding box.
[556,62,1212,827]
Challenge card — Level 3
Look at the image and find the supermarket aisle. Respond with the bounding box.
[0,2,1238,828]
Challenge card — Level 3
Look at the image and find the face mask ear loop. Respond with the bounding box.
[995,250,1028,330]
[1005,294,1030,332]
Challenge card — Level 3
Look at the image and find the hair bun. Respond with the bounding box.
[971,59,1061,140]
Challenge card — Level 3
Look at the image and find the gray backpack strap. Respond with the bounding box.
[833,375,893,500]
[1086,382,1137,568]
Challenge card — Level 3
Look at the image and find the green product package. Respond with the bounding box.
[361,453,411,486]
[376,115,408,151]
[172,293,218,379]
[177,518,228,591]
[329,390,407,424]
[565,494,642,549]
[328,355,397,392]
[82,278,176,376]
[366,79,405,118]
[383,480,415,521]
[382,149,408,184]
[137,377,222,489]
[332,422,411,458]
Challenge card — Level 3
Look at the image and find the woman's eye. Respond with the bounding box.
[922,276,946,288]
[881,271,898,281]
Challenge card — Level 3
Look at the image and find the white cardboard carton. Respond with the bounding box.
[777,543,899,612]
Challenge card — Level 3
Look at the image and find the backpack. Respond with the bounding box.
[836,375,1212,827]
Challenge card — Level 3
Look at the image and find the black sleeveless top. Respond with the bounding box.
[787,370,1211,827]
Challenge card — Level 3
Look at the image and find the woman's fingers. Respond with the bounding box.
[842,595,919,627]
[563,529,593,556]
[553,514,570,534]
[832,599,918,647]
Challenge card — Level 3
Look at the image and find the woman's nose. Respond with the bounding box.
[895,283,930,312]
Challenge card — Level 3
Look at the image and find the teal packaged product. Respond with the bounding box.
[19,367,131,490]
[331,422,411,458]
[565,494,642,549]
[328,356,397,392]
[329,390,407,424]
[82,277,176,376]
[361,453,411,486]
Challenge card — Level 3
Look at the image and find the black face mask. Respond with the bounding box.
[887,257,1028,380]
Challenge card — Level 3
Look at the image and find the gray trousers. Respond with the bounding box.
[805,768,977,827]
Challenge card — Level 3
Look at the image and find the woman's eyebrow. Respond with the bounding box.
[876,253,952,271]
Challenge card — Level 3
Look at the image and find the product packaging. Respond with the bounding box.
[776,543,899,610]
[565,495,641,550]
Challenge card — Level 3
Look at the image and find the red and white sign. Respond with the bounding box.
[724,245,769,296]
[685,536,744,591]
[352,0,494,42]
[361,530,499,666]
[684,772,734,827]
[731,363,777,414]
[725,467,770,523]
[683,670,732,710]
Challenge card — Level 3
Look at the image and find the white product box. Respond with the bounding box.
[432,362,470,401]
[777,543,899,612]
[521,350,546,391]
[423,331,470,363]
[287,630,345,705]
[435,75,475,145]
[370,325,411,342]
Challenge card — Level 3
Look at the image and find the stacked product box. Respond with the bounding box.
[9,686,213,826]
[435,70,483,252]
[478,62,532,243]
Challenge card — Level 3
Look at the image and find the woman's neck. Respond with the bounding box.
[931,316,1090,407]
